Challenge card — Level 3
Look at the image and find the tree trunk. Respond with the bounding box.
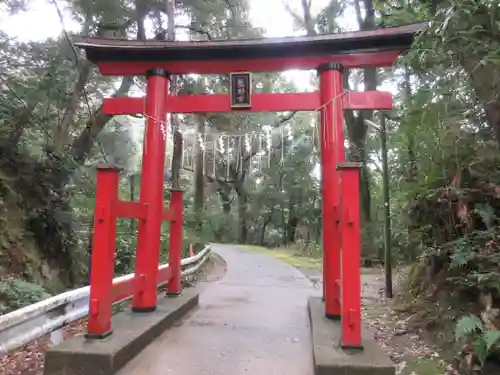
[281,209,287,245]
[440,4,500,148]
[54,61,92,153]
[461,55,500,147]
[166,0,183,190]
[55,14,140,181]
[217,185,232,214]
[400,67,420,260]
[287,216,299,244]
[344,0,377,257]
[260,216,271,245]
[194,117,205,222]
[234,181,248,243]
[238,193,248,243]
[53,78,134,189]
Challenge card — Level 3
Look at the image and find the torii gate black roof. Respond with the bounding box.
[74,21,427,63]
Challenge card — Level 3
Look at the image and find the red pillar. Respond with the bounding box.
[337,162,363,349]
[167,188,183,295]
[86,165,120,338]
[318,62,344,319]
[132,68,169,312]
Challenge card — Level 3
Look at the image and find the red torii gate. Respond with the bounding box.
[75,21,424,349]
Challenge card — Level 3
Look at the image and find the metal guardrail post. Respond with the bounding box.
[86,164,120,339]
[0,245,212,355]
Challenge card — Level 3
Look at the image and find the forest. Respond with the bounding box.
[0,0,500,374]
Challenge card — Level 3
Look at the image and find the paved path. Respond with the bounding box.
[118,244,318,375]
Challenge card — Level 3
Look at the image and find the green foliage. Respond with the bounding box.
[445,230,500,295]
[455,315,500,367]
[0,279,51,314]
[1,10,500,375]
[115,221,137,275]
[456,315,484,341]
[0,0,322,316]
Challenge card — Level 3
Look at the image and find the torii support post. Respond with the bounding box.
[132,68,169,312]
[86,165,120,338]
[337,162,363,349]
[318,63,345,319]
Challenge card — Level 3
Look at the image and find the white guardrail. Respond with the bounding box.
[0,245,212,356]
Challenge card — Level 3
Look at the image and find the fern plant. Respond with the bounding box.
[455,315,500,372]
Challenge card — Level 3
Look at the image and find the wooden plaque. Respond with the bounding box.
[230,72,252,109]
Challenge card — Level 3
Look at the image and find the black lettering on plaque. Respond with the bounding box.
[230,72,252,109]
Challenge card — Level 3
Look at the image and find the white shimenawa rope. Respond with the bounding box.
[139,91,349,178]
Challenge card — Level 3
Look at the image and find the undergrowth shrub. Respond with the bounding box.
[455,315,500,374]
[0,278,51,314]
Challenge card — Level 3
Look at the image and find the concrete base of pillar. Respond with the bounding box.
[44,288,199,375]
[307,296,395,375]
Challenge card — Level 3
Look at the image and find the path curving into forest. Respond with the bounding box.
[117,244,318,375]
